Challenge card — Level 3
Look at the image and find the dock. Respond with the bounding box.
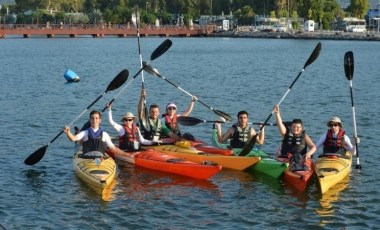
[0,24,215,38]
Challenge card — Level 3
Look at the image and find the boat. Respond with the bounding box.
[64,69,80,82]
[279,156,314,192]
[211,127,288,178]
[114,148,222,180]
[73,146,117,190]
[314,152,352,194]
[145,144,260,171]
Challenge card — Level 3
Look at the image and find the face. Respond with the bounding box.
[329,122,340,132]
[238,114,248,127]
[166,106,176,115]
[150,107,160,119]
[123,117,134,125]
[90,114,101,128]
[291,123,303,135]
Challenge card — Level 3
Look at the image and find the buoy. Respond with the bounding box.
[64,69,80,82]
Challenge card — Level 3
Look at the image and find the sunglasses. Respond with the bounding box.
[124,118,133,122]
[329,123,339,127]
[167,107,176,110]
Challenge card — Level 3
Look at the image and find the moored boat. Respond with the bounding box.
[145,144,260,171]
[114,148,222,180]
[73,147,117,190]
[314,152,352,194]
[64,69,80,82]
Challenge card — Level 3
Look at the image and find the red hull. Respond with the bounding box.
[283,159,314,192]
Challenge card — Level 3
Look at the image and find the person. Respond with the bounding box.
[273,105,316,160]
[315,116,359,156]
[138,89,181,143]
[215,110,265,148]
[106,103,160,151]
[161,96,197,136]
[63,110,127,156]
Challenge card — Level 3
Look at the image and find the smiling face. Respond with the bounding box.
[328,122,341,133]
[166,106,177,116]
[238,114,248,127]
[290,119,303,135]
[89,111,102,129]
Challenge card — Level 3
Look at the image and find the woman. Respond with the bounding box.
[315,116,359,156]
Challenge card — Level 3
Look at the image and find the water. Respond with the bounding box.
[1,37,379,229]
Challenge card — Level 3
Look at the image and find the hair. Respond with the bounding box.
[237,110,249,118]
[149,104,159,110]
[291,119,303,127]
[90,110,102,118]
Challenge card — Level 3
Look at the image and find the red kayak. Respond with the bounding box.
[114,149,222,180]
[280,157,314,192]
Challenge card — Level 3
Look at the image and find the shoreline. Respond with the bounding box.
[211,30,380,41]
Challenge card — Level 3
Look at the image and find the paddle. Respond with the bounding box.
[131,5,149,128]
[79,39,173,131]
[344,51,360,169]
[177,116,277,126]
[143,63,232,122]
[239,42,322,156]
[24,69,129,165]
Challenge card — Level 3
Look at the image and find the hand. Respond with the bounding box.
[191,96,198,102]
[273,105,280,114]
[355,137,360,144]
[154,140,162,145]
[106,103,112,110]
[141,89,146,97]
[217,116,226,123]
[63,125,70,133]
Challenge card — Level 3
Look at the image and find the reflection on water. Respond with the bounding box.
[316,176,350,217]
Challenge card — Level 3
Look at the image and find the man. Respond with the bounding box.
[215,110,265,148]
[138,89,181,143]
[63,110,127,156]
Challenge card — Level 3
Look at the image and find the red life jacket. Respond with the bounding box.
[164,114,180,135]
[119,124,139,150]
[323,129,346,154]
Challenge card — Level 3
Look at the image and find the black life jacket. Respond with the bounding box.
[163,113,181,136]
[230,124,252,148]
[140,118,162,140]
[119,123,140,151]
[82,127,106,154]
[323,129,346,154]
[281,128,307,156]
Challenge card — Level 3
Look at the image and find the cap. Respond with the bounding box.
[121,112,136,121]
[327,116,343,127]
[166,103,177,109]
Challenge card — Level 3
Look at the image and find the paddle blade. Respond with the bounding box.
[105,69,129,92]
[344,51,354,80]
[304,42,322,69]
[151,39,172,61]
[177,116,203,126]
[239,134,258,156]
[214,110,232,122]
[143,63,160,76]
[24,145,48,165]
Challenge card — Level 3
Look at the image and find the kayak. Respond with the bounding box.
[211,127,288,178]
[114,148,222,180]
[73,147,117,190]
[280,156,314,192]
[314,152,352,194]
[145,144,260,171]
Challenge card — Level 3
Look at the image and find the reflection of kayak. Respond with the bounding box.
[146,144,260,171]
[315,152,352,194]
[280,157,314,192]
[73,147,117,190]
[114,149,222,180]
[211,127,288,178]
[318,176,350,213]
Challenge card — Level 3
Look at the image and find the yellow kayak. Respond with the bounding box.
[73,148,117,190]
[145,144,260,171]
[314,152,352,194]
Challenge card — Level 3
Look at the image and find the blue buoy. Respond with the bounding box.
[64,69,80,82]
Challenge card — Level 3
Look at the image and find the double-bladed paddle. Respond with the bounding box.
[239,42,322,156]
[177,116,277,126]
[143,63,232,122]
[344,51,361,169]
[24,69,129,165]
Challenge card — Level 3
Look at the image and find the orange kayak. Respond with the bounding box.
[162,138,233,156]
[282,158,314,192]
[114,149,222,180]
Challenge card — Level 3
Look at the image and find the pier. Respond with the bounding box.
[0,24,215,38]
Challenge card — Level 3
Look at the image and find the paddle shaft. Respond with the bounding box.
[349,77,360,167]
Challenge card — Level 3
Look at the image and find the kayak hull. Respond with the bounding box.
[73,149,117,190]
[114,149,222,180]
[315,152,352,194]
[283,158,314,192]
[146,145,260,171]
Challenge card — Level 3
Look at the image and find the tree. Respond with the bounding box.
[348,0,368,19]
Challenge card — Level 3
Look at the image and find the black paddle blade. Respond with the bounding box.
[304,42,322,69]
[143,63,159,76]
[214,110,232,122]
[105,69,129,92]
[151,39,172,61]
[177,116,203,126]
[238,134,258,156]
[344,51,354,80]
[24,145,48,165]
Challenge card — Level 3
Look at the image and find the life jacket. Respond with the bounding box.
[163,113,181,136]
[119,123,140,151]
[82,127,106,154]
[323,129,346,154]
[280,128,307,156]
[141,118,162,140]
[230,124,252,148]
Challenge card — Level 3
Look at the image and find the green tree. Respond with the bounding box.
[348,0,368,18]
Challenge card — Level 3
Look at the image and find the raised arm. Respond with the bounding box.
[274,105,287,137]
[181,96,197,116]
[138,89,146,120]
